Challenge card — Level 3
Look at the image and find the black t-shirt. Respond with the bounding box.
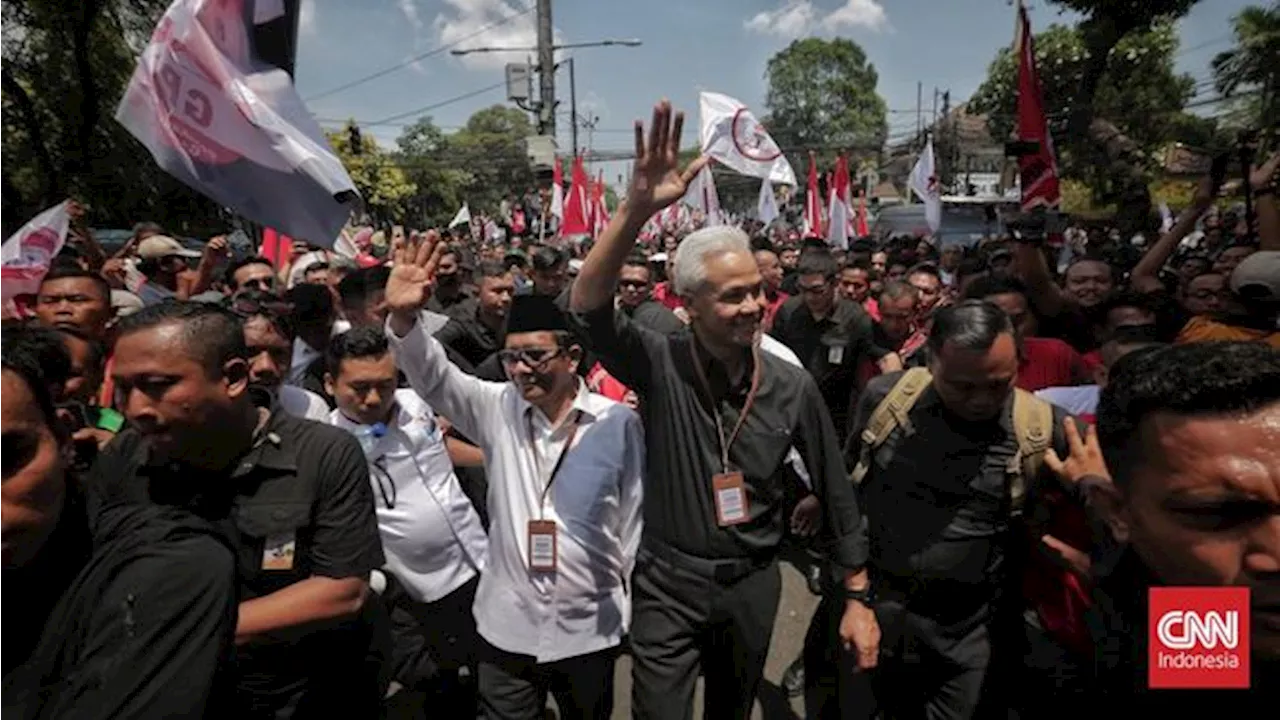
[771,296,889,437]
[87,406,385,707]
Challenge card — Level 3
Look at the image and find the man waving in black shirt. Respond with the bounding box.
[567,99,877,720]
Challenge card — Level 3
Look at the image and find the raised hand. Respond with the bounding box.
[625,100,709,217]
[386,229,445,319]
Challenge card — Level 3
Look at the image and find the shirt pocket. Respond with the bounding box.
[235,501,313,588]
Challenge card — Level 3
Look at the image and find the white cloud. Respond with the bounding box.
[298,0,317,36]
[824,0,889,32]
[433,0,548,71]
[397,0,425,34]
[743,0,889,39]
[744,1,818,40]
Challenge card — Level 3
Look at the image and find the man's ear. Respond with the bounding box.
[324,373,336,398]
[566,344,583,374]
[1091,481,1131,544]
[223,358,250,397]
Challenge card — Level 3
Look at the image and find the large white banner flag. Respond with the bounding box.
[116,0,358,247]
[2,202,72,306]
[908,136,942,234]
[449,203,472,229]
[699,92,796,186]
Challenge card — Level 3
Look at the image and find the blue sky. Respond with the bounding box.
[293,0,1251,189]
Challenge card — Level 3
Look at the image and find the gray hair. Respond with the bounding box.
[671,226,752,297]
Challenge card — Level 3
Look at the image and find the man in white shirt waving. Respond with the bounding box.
[324,326,489,714]
[383,234,645,720]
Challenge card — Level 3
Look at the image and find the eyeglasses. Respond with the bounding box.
[618,280,649,289]
[497,347,561,367]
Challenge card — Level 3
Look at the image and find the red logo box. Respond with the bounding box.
[1148,587,1250,689]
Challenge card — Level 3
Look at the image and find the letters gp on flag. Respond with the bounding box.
[116,0,358,248]
[1148,586,1250,689]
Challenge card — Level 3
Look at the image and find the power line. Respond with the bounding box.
[302,4,535,103]
[369,82,507,125]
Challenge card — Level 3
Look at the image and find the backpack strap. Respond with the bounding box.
[850,368,933,486]
[1009,389,1054,515]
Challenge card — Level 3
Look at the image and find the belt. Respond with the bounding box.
[641,538,773,585]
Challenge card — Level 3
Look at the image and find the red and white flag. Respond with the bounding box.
[855,192,870,237]
[683,164,723,226]
[550,156,565,221]
[757,179,779,225]
[803,153,823,237]
[2,202,72,312]
[116,0,358,247]
[560,156,591,236]
[590,171,610,238]
[827,155,853,250]
[1014,0,1061,215]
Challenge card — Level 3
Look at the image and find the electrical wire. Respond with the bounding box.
[302,4,535,103]
[369,82,507,125]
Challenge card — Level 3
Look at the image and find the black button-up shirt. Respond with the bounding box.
[437,298,502,372]
[567,303,867,570]
[87,402,384,706]
[772,296,889,437]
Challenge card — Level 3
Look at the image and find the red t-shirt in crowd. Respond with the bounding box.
[651,282,683,311]
[763,291,789,332]
[1017,337,1088,392]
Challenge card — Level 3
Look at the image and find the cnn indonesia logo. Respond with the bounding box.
[1148,587,1251,689]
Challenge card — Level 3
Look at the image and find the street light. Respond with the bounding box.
[450,39,642,155]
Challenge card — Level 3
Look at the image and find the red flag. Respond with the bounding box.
[1015,2,1061,214]
[827,154,852,249]
[590,171,609,238]
[560,156,591,236]
[856,191,870,237]
[804,152,823,238]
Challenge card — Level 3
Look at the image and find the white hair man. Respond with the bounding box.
[567,100,878,719]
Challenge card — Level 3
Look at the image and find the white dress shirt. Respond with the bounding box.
[329,389,489,603]
[278,384,331,423]
[387,312,645,663]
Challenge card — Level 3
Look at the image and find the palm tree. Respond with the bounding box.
[1211,4,1280,130]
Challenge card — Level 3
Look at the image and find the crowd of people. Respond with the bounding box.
[3,100,1279,720]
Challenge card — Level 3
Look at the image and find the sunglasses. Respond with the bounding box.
[497,347,562,367]
[230,295,294,317]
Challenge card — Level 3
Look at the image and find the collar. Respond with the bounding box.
[520,378,598,430]
[913,379,1018,435]
[232,388,300,474]
[693,335,756,398]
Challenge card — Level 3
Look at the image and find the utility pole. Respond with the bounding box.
[941,90,951,188]
[536,0,555,138]
[568,58,578,156]
[916,81,923,149]
[932,87,939,130]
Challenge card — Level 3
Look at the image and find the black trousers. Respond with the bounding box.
[383,574,481,718]
[629,543,781,720]
[804,594,993,720]
[477,642,618,720]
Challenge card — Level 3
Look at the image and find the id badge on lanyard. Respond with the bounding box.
[526,413,581,572]
[691,341,763,528]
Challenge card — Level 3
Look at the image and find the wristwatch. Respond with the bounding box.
[844,584,875,606]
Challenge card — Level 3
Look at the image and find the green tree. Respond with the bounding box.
[394,116,468,227]
[763,38,889,174]
[446,105,537,214]
[1211,4,1280,131]
[328,122,416,225]
[970,2,1205,233]
[2,0,226,236]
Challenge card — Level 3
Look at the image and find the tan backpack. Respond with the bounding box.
[849,368,1054,515]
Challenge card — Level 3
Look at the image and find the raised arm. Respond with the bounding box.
[570,100,707,313]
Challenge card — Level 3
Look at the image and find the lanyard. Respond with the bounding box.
[527,409,582,519]
[690,339,763,473]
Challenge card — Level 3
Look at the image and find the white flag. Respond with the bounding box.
[757,179,778,225]
[908,136,942,234]
[683,165,723,226]
[115,0,358,247]
[699,92,796,186]
[2,202,72,305]
[1158,201,1174,233]
[449,203,472,229]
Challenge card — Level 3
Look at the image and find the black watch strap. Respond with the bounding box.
[845,585,874,605]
